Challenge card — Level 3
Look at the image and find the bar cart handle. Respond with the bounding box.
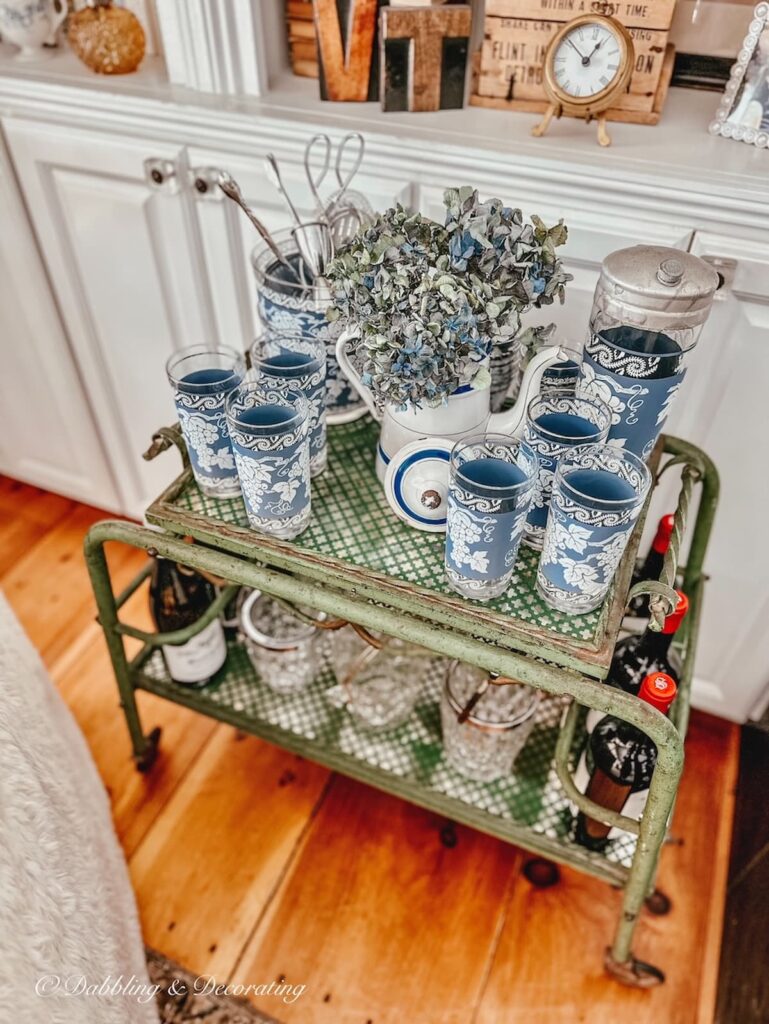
[143,424,190,470]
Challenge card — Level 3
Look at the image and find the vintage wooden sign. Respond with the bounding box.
[471,0,677,124]
[478,19,669,111]
[313,0,381,101]
[485,0,676,26]
[380,4,472,112]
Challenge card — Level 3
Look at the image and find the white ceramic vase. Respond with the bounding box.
[335,330,569,483]
[0,0,67,61]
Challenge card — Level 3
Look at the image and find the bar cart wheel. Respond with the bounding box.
[523,858,561,888]
[134,726,162,773]
[604,949,665,988]
[645,889,672,916]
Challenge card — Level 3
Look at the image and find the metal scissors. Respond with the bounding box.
[303,131,365,217]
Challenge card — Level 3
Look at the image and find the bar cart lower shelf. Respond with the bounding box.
[84,420,718,989]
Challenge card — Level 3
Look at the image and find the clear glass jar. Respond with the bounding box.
[441,662,541,783]
[330,625,425,731]
[238,589,323,695]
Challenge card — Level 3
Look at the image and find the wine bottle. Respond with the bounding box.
[574,672,677,852]
[627,513,675,617]
[150,558,227,687]
[585,588,687,735]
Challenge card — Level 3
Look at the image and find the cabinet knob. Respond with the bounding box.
[189,167,226,201]
[144,158,179,195]
[699,254,737,298]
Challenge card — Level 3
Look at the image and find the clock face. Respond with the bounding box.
[551,21,623,99]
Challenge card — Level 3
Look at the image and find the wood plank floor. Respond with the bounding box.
[0,476,739,1024]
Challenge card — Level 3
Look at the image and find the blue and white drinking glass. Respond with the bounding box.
[225,383,311,539]
[537,444,652,615]
[578,326,695,460]
[523,389,612,550]
[539,344,582,390]
[250,332,327,477]
[166,344,245,498]
[445,434,538,601]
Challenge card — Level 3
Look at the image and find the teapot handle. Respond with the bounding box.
[335,328,382,422]
[487,344,572,437]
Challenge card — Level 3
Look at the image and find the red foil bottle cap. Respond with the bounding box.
[652,514,676,554]
[639,673,677,714]
[662,590,689,634]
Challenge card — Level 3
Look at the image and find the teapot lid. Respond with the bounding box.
[384,438,453,533]
[598,245,719,321]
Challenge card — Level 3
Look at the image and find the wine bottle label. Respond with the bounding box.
[585,708,604,734]
[162,619,227,684]
[573,750,648,841]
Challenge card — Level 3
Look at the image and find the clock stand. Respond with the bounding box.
[532,103,612,146]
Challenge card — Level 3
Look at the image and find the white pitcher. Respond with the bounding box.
[336,329,570,483]
[0,0,67,60]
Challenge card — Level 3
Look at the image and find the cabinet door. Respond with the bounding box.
[0,133,117,509]
[669,231,769,722]
[184,142,413,345]
[419,184,692,340]
[3,118,211,518]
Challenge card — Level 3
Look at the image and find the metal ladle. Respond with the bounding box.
[218,171,302,284]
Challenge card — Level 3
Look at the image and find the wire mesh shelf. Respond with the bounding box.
[147,418,651,676]
[136,637,637,879]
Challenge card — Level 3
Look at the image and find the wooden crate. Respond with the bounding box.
[473,0,677,123]
[470,42,674,124]
[485,0,677,28]
[286,0,319,78]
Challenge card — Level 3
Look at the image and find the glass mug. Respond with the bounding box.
[441,661,541,783]
[329,625,425,731]
[239,589,324,695]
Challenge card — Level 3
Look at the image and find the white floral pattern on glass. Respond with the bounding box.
[177,409,235,472]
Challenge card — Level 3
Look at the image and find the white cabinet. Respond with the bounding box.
[667,231,769,721]
[2,118,212,518]
[0,132,118,509]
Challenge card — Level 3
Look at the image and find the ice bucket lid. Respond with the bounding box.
[597,245,720,326]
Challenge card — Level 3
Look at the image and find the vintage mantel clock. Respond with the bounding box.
[531,13,635,147]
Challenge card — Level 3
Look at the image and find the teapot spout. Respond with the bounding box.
[487,345,573,437]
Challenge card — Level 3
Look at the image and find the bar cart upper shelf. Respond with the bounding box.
[145,418,653,677]
[85,415,718,989]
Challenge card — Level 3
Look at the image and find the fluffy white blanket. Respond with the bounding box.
[0,592,158,1022]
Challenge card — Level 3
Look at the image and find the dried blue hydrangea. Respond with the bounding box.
[325,189,570,409]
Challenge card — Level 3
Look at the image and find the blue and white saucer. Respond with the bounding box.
[383,438,454,533]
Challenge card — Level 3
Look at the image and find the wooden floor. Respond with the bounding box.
[0,475,740,1024]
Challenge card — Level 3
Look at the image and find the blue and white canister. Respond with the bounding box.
[250,231,366,425]
[536,443,652,615]
[225,384,312,540]
[166,344,246,499]
[522,389,611,550]
[445,434,538,602]
[250,332,327,477]
[578,327,691,460]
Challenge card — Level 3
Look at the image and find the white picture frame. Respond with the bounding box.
[709,1,769,149]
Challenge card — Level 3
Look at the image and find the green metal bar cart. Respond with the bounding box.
[84,418,718,988]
